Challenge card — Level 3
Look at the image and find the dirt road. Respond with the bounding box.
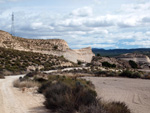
[0,75,49,113]
[85,77,150,113]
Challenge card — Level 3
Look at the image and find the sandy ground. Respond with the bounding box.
[84,77,150,113]
[0,75,49,113]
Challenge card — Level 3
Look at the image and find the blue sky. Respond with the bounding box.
[0,0,150,49]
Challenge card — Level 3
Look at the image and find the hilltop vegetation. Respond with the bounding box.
[0,47,75,75]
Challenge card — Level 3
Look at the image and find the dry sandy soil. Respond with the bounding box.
[84,77,150,113]
[0,75,49,113]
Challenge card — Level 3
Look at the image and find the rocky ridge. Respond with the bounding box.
[0,30,94,63]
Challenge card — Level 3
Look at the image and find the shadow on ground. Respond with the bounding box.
[29,106,51,113]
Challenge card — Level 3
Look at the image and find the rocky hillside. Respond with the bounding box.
[0,47,75,75]
[0,30,94,63]
[91,56,131,69]
[118,53,150,69]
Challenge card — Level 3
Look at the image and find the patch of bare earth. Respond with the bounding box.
[84,77,150,113]
[0,75,50,113]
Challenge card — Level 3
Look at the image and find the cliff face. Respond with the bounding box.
[0,30,94,63]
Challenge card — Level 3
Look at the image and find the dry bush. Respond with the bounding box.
[0,74,5,79]
[44,82,74,113]
[38,81,52,93]
[143,75,150,79]
[119,70,141,78]
[39,75,131,113]
[43,82,97,113]
[13,79,39,88]
[103,101,131,113]
[42,80,97,113]
[79,100,108,113]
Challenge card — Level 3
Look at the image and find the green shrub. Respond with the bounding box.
[119,70,132,77]
[77,60,82,65]
[46,75,94,89]
[132,72,141,78]
[95,70,118,77]
[96,53,101,57]
[53,45,58,50]
[129,60,138,69]
[119,70,141,78]
[25,71,38,78]
[102,62,116,68]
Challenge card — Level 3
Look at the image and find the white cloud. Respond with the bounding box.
[53,18,84,27]
[84,17,114,27]
[123,40,150,48]
[88,28,108,34]
[94,0,101,4]
[146,31,150,36]
[70,7,93,17]
[31,22,43,30]
[142,17,150,23]
[120,2,150,13]
[118,2,150,27]
[118,18,139,27]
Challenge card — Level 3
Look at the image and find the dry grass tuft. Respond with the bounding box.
[13,79,39,88]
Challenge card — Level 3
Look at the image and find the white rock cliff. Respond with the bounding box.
[0,30,95,63]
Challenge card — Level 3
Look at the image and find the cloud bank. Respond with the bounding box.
[0,0,150,49]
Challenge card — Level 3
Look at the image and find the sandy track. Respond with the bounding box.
[0,75,49,113]
[84,77,150,113]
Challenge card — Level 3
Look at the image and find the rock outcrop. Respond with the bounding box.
[91,56,131,69]
[118,53,150,69]
[119,53,150,64]
[0,30,94,63]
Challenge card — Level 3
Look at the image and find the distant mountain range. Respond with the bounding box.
[92,48,150,57]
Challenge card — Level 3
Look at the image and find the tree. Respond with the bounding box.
[77,60,82,65]
[129,60,138,69]
[53,45,58,50]
[96,53,101,57]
